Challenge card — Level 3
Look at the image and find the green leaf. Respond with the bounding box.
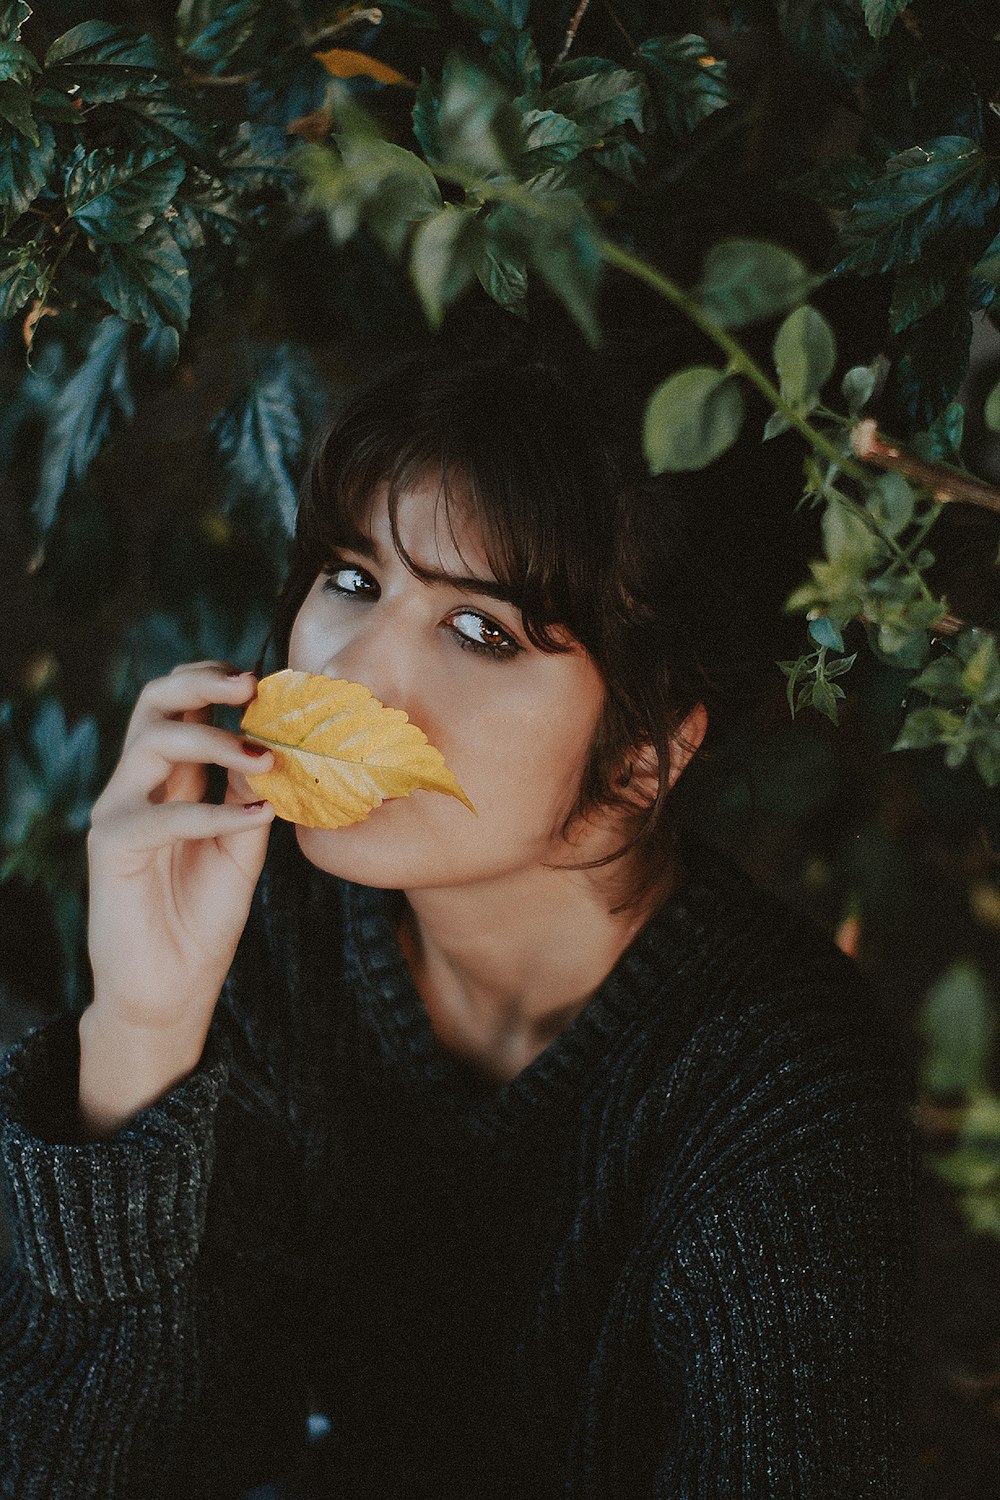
[841,363,877,412]
[644,366,745,473]
[821,496,882,564]
[33,315,133,534]
[477,199,527,315]
[638,33,728,135]
[525,192,602,347]
[409,202,483,326]
[834,137,999,278]
[412,67,443,165]
[772,305,836,408]
[538,67,646,140]
[65,144,185,244]
[451,0,539,90]
[960,633,1000,703]
[697,238,813,329]
[788,154,876,212]
[808,617,844,651]
[984,377,1000,433]
[213,344,326,540]
[0,38,39,84]
[182,0,275,75]
[112,91,215,157]
[217,121,295,195]
[865,472,914,538]
[436,53,521,179]
[911,652,966,704]
[0,3,31,44]
[44,20,166,103]
[0,238,42,318]
[888,259,952,333]
[920,961,995,1097]
[0,117,53,232]
[96,221,191,331]
[0,78,36,141]
[893,703,964,751]
[863,0,912,40]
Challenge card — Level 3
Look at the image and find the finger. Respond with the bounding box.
[88,798,275,866]
[123,664,261,752]
[96,721,273,818]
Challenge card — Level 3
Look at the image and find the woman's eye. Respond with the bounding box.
[450,610,521,661]
[321,563,378,597]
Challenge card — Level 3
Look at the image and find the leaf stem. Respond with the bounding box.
[596,236,869,482]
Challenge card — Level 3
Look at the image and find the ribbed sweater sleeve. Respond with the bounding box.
[0,844,314,1500]
[646,982,915,1498]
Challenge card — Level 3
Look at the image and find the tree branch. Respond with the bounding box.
[554,0,591,67]
[851,418,1000,517]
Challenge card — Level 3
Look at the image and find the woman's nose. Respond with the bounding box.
[323,603,419,718]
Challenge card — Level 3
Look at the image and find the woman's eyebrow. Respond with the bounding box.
[333,530,522,607]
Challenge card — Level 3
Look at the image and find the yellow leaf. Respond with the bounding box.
[313,47,414,87]
[239,669,476,828]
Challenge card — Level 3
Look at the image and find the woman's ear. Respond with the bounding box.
[617,702,708,805]
[665,701,708,791]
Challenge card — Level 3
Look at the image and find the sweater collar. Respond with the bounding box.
[336,844,727,1143]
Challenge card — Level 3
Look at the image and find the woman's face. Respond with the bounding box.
[285,471,617,893]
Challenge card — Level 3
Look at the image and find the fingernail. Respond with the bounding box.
[242,740,270,757]
[243,800,270,812]
[226,669,251,679]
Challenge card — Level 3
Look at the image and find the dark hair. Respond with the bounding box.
[260,332,758,914]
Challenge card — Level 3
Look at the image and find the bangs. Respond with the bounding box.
[292,350,627,658]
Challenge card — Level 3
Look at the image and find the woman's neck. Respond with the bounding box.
[397,860,681,1080]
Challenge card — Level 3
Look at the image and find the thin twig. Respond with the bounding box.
[599,0,639,55]
[554,0,591,67]
[852,419,1000,516]
[304,10,383,52]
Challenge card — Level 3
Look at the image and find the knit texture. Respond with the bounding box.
[0,820,915,1499]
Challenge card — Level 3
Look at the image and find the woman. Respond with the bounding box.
[0,336,913,1498]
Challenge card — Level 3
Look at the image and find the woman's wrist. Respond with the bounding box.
[77,1002,212,1142]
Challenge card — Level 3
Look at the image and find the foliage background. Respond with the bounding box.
[3,0,1000,1491]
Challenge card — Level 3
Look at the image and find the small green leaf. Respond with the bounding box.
[409,203,483,326]
[638,33,728,135]
[33,316,133,535]
[644,366,745,473]
[893,703,964,751]
[697,238,813,329]
[0,3,31,44]
[525,194,602,347]
[0,117,54,232]
[919,961,995,1097]
[539,66,646,139]
[863,0,912,40]
[866,472,915,538]
[0,78,37,142]
[213,344,326,541]
[808,616,844,651]
[0,239,42,318]
[0,38,39,84]
[96,222,191,331]
[772,304,836,408]
[841,364,877,412]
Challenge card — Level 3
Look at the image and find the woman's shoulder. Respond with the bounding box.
[640,835,905,1105]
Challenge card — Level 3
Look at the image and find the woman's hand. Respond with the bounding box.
[78,662,277,1138]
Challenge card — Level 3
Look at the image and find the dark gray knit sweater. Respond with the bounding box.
[0,820,914,1499]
